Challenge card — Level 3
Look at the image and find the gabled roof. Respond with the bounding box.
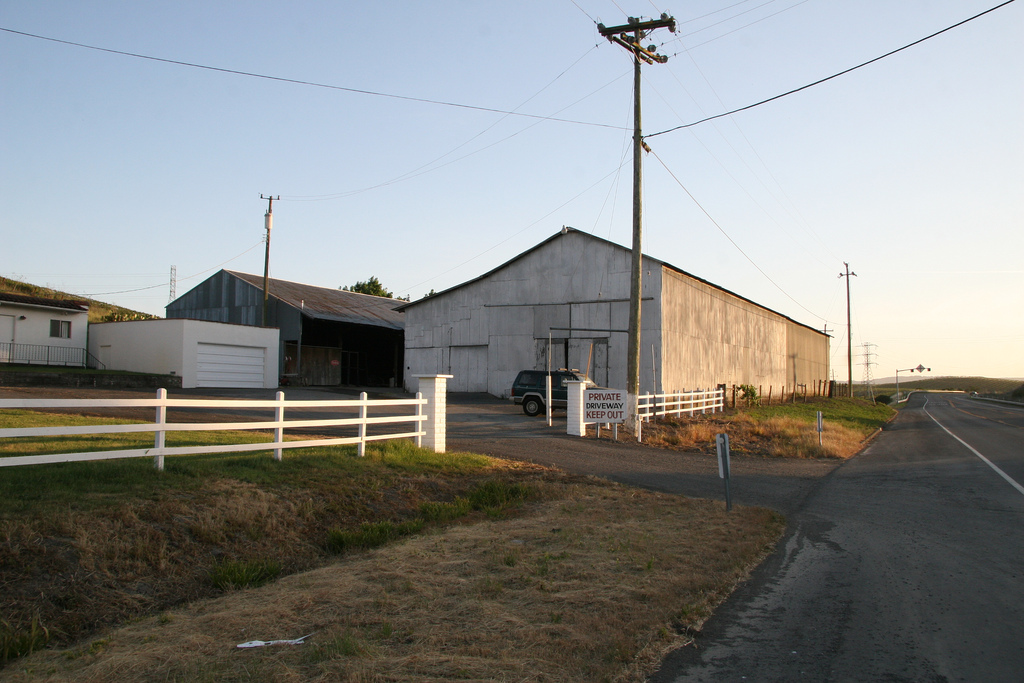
[396,228,825,336]
[226,271,403,330]
[0,292,89,312]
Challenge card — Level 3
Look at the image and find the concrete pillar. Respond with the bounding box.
[414,374,453,453]
[566,380,587,437]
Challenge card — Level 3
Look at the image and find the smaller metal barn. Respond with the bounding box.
[166,270,404,387]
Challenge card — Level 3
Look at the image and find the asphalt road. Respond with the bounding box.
[445,394,839,517]
[651,392,1024,683]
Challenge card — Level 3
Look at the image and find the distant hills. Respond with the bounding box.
[870,376,1023,397]
[0,276,158,323]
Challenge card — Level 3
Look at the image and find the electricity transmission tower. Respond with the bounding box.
[168,265,177,303]
[859,342,877,400]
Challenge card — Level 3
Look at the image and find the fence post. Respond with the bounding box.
[154,388,166,472]
[274,390,285,461]
[566,381,586,437]
[358,391,368,457]
[415,391,423,448]
[414,375,452,453]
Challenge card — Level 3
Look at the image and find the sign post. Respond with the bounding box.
[716,433,733,512]
[817,410,824,447]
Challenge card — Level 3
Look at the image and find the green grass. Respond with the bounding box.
[0,412,493,517]
[209,559,282,590]
[744,397,893,436]
[327,479,535,553]
[326,519,427,553]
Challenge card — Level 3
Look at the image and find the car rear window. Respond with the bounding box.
[516,371,544,388]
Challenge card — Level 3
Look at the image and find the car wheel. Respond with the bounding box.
[522,397,543,416]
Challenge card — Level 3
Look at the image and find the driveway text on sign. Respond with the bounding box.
[585,389,626,423]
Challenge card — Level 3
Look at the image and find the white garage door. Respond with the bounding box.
[196,343,266,388]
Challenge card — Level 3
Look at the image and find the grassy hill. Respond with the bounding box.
[870,376,1022,397]
[0,276,158,323]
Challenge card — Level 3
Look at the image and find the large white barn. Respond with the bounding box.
[399,229,829,397]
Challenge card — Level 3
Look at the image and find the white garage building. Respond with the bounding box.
[399,228,829,397]
[89,319,280,389]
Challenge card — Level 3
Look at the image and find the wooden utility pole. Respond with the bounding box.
[597,14,675,435]
[261,194,279,327]
[839,262,857,397]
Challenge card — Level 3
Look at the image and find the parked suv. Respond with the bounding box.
[510,369,595,416]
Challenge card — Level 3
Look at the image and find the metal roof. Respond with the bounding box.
[396,228,826,337]
[0,292,89,312]
[226,271,404,330]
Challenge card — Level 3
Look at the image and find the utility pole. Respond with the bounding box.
[598,14,676,435]
[261,194,279,327]
[838,262,857,397]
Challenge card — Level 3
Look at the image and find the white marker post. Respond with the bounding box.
[716,433,733,512]
[817,411,824,447]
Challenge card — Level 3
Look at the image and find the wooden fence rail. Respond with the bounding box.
[638,388,725,420]
[0,389,429,471]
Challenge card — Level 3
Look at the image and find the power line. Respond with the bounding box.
[646,0,1018,139]
[0,26,626,132]
[285,47,620,202]
[648,147,830,324]
[396,158,632,298]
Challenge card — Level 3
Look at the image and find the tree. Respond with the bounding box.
[341,276,392,298]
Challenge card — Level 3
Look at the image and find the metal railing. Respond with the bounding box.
[0,389,428,471]
[0,342,87,367]
[638,387,725,420]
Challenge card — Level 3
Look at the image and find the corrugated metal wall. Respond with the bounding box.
[404,231,829,397]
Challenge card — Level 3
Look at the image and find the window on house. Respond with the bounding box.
[50,320,71,339]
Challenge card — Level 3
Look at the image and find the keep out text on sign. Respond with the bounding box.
[584,388,626,423]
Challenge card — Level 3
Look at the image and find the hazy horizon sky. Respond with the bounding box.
[2,1,1021,379]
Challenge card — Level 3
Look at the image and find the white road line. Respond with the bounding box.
[923,397,1024,497]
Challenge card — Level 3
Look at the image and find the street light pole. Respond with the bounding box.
[896,364,931,402]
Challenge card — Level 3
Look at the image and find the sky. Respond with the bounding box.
[2,0,1021,380]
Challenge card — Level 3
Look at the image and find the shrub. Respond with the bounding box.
[420,497,472,522]
[1,617,50,664]
[874,394,891,405]
[326,519,424,554]
[209,559,282,590]
[468,480,532,515]
[738,384,760,406]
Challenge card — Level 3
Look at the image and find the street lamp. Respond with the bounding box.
[896,364,931,402]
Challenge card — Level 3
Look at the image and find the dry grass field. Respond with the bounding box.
[1,396,889,680]
[3,465,781,682]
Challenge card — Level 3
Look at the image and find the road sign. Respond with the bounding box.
[584,388,626,423]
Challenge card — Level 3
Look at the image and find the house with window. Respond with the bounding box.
[0,293,90,367]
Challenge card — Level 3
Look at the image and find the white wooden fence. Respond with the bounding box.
[638,387,725,420]
[0,389,433,471]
